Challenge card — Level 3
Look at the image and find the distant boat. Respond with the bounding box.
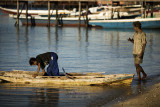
[0,5,141,18]
[0,70,134,86]
[71,5,141,19]
[89,18,160,29]
[10,14,87,26]
[0,6,71,16]
[0,5,142,27]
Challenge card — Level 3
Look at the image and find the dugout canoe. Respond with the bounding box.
[0,71,134,86]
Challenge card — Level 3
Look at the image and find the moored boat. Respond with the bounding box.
[1,5,142,27]
[0,70,134,86]
[0,6,70,16]
[89,18,160,29]
[18,15,87,27]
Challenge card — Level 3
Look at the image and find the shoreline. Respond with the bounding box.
[109,77,160,107]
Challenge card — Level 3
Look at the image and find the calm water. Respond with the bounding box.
[0,11,160,106]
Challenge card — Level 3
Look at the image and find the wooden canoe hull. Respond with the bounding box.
[0,71,134,86]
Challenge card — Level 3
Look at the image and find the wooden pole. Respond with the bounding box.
[151,2,154,18]
[25,1,28,26]
[17,0,19,26]
[78,1,81,27]
[144,1,146,18]
[86,2,88,27]
[142,1,146,18]
[117,2,120,19]
[55,2,58,27]
[111,1,113,19]
[141,1,143,18]
[48,0,50,27]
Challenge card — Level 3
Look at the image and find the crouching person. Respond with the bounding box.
[29,52,59,77]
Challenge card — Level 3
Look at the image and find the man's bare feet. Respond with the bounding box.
[138,77,141,81]
[142,74,147,80]
[137,74,141,81]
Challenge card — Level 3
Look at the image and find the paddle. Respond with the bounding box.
[62,67,75,79]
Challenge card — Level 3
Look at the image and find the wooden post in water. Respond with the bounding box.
[48,0,50,27]
[85,2,88,27]
[141,1,143,18]
[111,1,113,19]
[55,2,58,27]
[25,1,28,26]
[144,1,146,18]
[78,1,81,27]
[142,1,146,18]
[117,2,120,19]
[151,2,154,18]
[16,0,19,26]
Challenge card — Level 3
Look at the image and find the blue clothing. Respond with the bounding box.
[47,52,59,76]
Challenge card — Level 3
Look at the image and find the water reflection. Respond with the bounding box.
[25,26,29,57]
[78,27,81,42]
[16,26,20,56]
[85,27,88,42]
[131,72,160,96]
[31,88,59,106]
[0,83,133,107]
[55,27,59,44]
[47,27,51,50]
[148,33,153,59]
[132,80,147,95]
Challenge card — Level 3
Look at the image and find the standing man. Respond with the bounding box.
[29,52,59,77]
[128,21,147,80]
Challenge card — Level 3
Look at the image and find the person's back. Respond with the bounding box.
[29,52,59,77]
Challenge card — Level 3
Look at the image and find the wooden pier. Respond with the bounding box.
[0,0,159,27]
[1,0,98,27]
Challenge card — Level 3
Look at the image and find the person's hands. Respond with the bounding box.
[42,72,45,76]
[128,38,134,43]
[42,69,45,76]
[128,38,132,41]
[32,73,38,78]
